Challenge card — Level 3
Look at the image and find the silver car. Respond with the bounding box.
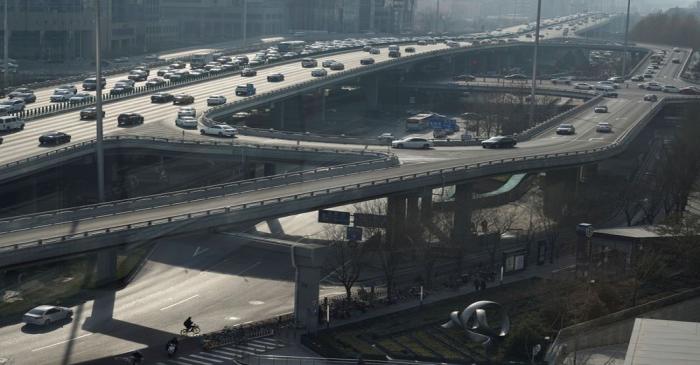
[23,305,73,326]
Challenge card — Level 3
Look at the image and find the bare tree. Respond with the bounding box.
[323,225,367,301]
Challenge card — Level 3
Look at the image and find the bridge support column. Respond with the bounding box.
[272,101,285,130]
[292,244,327,333]
[362,75,379,111]
[387,194,407,246]
[319,89,326,123]
[451,183,474,250]
[406,192,420,229]
[420,188,433,222]
[543,168,579,220]
[264,163,276,176]
[94,248,118,286]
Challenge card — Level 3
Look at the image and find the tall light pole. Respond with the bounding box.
[95,0,105,202]
[3,0,8,97]
[242,0,248,45]
[434,0,440,34]
[528,0,542,126]
[621,0,631,78]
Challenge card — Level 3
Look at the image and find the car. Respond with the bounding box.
[646,83,662,91]
[663,85,680,93]
[145,77,166,87]
[127,70,148,82]
[644,94,658,102]
[235,83,256,96]
[596,122,612,133]
[551,77,571,85]
[151,92,174,103]
[0,98,24,113]
[240,68,257,77]
[391,137,433,149]
[369,48,380,55]
[175,116,198,129]
[643,73,653,79]
[39,131,71,145]
[80,106,105,120]
[453,74,476,82]
[322,60,336,68]
[433,129,448,139]
[631,75,645,82]
[301,58,318,68]
[267,73,285,82]
[55,85,77,94]
[405,47,416,53]
[235,55,249,65]
[505,73,528,80]
[0,115,25,131]
[608,76,624,83]
[360,58,375,65]
[8,88,35,102]
[311,68,328,77]
[177,106,197,118]
[207,95,227,106]
[117,113,144,126]
[597,80,619,89]
[23,305,73,326]
[680,86,700,95]
[574,83,593,90]
[388,50,401,58]
[556,124,576,135]
[50,89,74,102]
[377,133,395,143]
[594,84,614,92]
[673,47,680,52]
[672,58,680,64]
[156,68,170,77]
[173,94,194,105]
[110,84,134,95]
[170,61,186,69]
[481,135,517,148]
[82,77,107,91]
[117,79,136,87]
[200,124,237,137]
[329,62,345,71]
[594,105,608,113]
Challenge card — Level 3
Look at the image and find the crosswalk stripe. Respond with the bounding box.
[255,338,284,346]
[168,360,199,365]
[175,357,211,365]
[212,349,243,358]
[190,354,224,363]
[237,345,263,352]
[201,352,235,360]
[244,342,271,350]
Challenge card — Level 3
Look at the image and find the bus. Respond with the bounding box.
[277,41,306,53]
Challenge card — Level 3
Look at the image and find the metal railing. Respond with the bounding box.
[3,97,693,253]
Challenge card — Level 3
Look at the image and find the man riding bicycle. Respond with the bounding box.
[183,317,194,332]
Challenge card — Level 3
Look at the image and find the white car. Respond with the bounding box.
[55,85,77,94]
[200,124,237,137]
[556,124,576,135]
[663,85,680,93]
[391,137,433,149]
[377,133,395,142]
[177,106,196,118]
[594,84,614,92]
[574,83,593,90]
[597,80,619,89]
[207,95,227,106]
[594,105,608,113]
[596,122,612,133]
[646,83,662,91]
[23,305,73,326]
[69,93,92,104]
[311,68,327,77]
[50,89,73,102]
[0,98,25,112]
[175,116,198,129]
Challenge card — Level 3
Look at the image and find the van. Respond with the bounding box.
[0,115,25,131]
[82,77,107,91]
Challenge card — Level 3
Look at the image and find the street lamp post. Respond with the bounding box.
[95,0,105,202]
[528,0,542,126]
[621,0,631,78]
[3,0,8,97]
[242,0,248,46]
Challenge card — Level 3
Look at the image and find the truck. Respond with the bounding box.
[235,83,256,97]
[405,113,458,133]
[191,53,213,69]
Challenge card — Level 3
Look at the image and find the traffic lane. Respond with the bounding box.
[0,232,339,365]
[0,43,447,164]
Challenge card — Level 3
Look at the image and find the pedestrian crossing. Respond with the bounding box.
[156,337,287,365]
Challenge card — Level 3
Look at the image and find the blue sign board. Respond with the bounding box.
[318,210,351,225]
[346,226,363,241]
[354,213,387,228]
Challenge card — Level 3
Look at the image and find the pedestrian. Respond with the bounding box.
[473,278,480,291]
[480,279,487,291]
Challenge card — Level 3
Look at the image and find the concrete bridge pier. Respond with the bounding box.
[292,244,327,333]
[542,168,580,220]
[318,88,327,123]
[93,248,118,287]
[272,101,285,130]
[420,187,433,223]
[387,194,407,246]
[361,74,379,111]
[451,183,474,249]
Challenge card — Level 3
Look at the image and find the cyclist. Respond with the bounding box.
[183,317,194,332]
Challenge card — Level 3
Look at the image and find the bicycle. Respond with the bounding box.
[181,324,201,336]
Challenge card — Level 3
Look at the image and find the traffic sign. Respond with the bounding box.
[318,210,350,225]
[346,226,363,241]
[576,223,594,238]
[353,213,387,228]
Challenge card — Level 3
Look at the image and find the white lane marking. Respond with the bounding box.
[226,316,240,321]
[248,300,265,305]
[588,138,604,141]
[191,354,224,362]
[160,294,200,311]
[31,333,93,352]
[193,246,209,257]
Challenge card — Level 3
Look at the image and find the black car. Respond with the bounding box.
[110,85,134,95]
[453,74,476,81]
[146,78,166,88]
[39,131,71,145]
[360,58,375,65]
[173,94,194,105]
[151,93,174,103]
[241,68,257,77]
[267,73,285,82]
[481,136,517,148]
[79,107,105,120]
[505,73,528,80]
[117,113,144,126]
[405,47,416,53]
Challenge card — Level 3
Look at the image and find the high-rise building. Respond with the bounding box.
[288,0,415,34]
